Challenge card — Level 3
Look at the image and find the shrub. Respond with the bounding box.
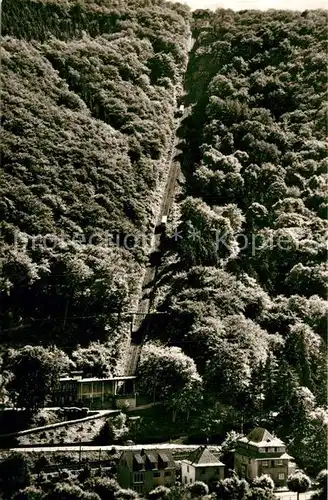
[245,487,276,500]
[115,489,139,500]
[187,481,209,498]
[12,486,44,499]
[287,472,311,500]
[85,477,120,500]
[252,475,275,490]
[148,485,171,499]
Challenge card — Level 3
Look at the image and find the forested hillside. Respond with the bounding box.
[0,0,190,355]
[142,8,327,475]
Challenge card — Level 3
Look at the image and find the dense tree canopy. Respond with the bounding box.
[287,472,311,500]
[138,342,203,420]
[0,0,190,357]
[146,7,327,475]
[6,345,71,411]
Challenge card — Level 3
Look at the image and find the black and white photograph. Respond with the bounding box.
[0,0,327,499]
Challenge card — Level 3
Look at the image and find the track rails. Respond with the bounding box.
[123,35,193,377]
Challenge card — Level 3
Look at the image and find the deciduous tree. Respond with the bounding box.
[6,346,71,411]
[287,472,311,500]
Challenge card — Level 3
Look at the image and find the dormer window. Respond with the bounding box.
[133,454,144,471]
[145,453,157,470]
[158,452,169,469]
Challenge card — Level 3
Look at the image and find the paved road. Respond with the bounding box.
[8,443,220,453]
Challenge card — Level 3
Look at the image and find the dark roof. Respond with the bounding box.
[185,446,224,466]
[158,452,170,463]
[146,453,157,463]
[246,428,274,442]
[237,427,285,453]
[119,449,175,471]
[134,454,144,465]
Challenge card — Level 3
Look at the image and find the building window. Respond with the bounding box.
[133,473,144,483]
[278,473,285,480]
[262,461,269,467]
[216,468,220,475]
[276,460,283,466]
[268,448,275,453]
[153,471,160,478]
[135,483,143,494]
[164,471,171,477]
[277,447,285,452]
[187,466,189,472]
[200,468,206,475]
[190,478,192,484]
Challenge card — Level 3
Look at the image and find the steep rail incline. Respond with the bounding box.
[123,117,182,376]
[123,35,195,377]
[123,58,194,377]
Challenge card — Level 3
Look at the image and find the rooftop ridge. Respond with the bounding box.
[246,427,275,443]
[187,445,222,466]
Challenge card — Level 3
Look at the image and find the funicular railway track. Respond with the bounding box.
[123,113,186,377]
[124,152,180,375]
[123,35,194,378]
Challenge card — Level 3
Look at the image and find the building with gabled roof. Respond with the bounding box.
[52,373,136,410]
[117,448,176,494]
[234,427,296,487]
[181,446,225,486]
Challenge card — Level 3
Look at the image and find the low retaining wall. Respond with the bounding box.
[0,409,119,440]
